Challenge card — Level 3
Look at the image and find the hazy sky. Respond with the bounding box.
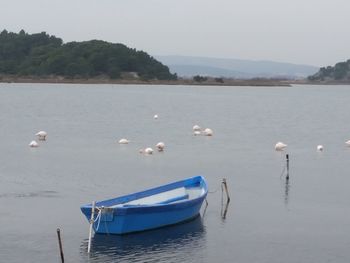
[1,0,349,66]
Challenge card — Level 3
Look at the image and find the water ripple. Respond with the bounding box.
[0,190,59,198]
[80,216,206,263]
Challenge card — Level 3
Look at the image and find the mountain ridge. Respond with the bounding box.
[155,55,319,79]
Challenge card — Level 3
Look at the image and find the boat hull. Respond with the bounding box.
[81,176,207,234]
[96,198,204,234]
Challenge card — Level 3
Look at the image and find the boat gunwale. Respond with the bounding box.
[81,176,208,212]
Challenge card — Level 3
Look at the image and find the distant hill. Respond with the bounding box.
[155,55,318,79]
[308,59,350,82]
[0,30,176,80]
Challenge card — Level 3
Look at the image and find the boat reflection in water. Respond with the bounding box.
[80,216,206,263]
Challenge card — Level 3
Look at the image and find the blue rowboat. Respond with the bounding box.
[81,176,208,234]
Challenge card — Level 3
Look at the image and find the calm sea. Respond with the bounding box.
[0,83,350,263]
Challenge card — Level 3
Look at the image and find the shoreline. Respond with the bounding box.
[0,75,291,87]
[289,79,350,85]
[2,76,350,87]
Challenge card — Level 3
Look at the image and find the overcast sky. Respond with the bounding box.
[1,0,349,66]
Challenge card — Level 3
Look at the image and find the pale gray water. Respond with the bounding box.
[0,83,350,263]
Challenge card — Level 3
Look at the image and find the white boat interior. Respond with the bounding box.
[111,186,205,208]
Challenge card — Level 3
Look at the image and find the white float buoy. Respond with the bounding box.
[193,125,201,132]
[345,140,350,146]
[118,138,130,144]
[139,147,154,154]
[275,142,287,151]
[29,140,39,147]
[35,131,47,141]
[203,128,213,136]
[317,145,324,151]
[193,131,201,136]
[154,114,158,120]
[144,147,153,154]
[156,142,165,151]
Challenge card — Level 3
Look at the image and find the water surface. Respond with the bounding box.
[0,83,350,263]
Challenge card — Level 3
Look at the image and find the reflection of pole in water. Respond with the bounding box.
[279,155,290,206]
[284,178,290,206]
[221,201,230,220]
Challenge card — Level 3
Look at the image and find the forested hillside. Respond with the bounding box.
[0,30,177,80]
[308,60,350,81]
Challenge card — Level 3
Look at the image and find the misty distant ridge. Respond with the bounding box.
[156,55,319,79]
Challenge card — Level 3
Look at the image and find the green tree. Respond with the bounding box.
[193,75,207,82]
[0,30,177,80]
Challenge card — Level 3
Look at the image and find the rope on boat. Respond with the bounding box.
[208,185,221,193]
[93,208,102,231]
[87,203,105,253]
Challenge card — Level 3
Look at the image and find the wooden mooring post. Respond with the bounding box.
[221,178,231,203]
[87,201,96,253]
[286,154,289,180]
[56,228,64,263]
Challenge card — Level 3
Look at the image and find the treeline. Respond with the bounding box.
[0,30,177,80]
[308,59,350,81]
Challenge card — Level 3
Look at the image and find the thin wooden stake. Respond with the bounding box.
[56,228,64,263]
[87,201,96,253]
[286,154,290,180]
[222,178,231,203]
